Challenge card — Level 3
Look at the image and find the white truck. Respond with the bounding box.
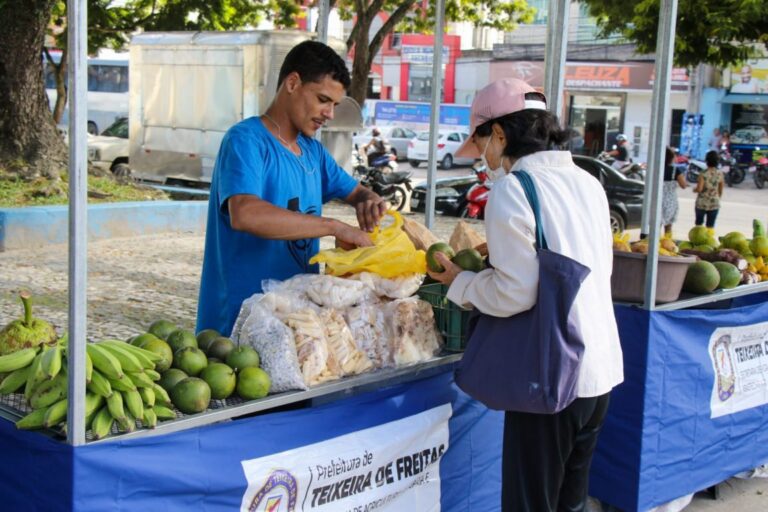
[128,30,359,186]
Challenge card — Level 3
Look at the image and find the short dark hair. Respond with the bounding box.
[278,40,351,91]
[665,146,675,166]
[705,150,719,167]
[474,97,574,160]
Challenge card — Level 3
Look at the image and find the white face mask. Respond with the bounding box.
[480,136,507,182]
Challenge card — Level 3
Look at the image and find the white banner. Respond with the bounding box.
[240,403,452,512]
[709,321,768,418]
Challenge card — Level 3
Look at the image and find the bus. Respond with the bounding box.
[44,49,129,135]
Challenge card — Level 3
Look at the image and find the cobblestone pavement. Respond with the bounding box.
[0,202,481,340]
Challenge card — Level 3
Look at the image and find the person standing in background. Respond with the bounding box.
[694,150,724,234]
[708,128,722,152]
[661,147,687,237]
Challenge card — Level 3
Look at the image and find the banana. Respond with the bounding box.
[152,383,172,406]
[0,347,38,373]
[138,386,155,407]
[85,351,93,384]
[107,374,137,392]
[86,343,123,380]
[86,370,113,398]
[144,369,161,381]
[91,406,114,440]
[24,352,46,400]
[142,407,158,428]
[152,405,177,421]
[85,392,105,418]
[116,412,136,433]
[30,373,67,409]
[123,390,144,420]
[126,371,154,389]
[115,341,164,363]
[100,341,156,369]
[16,407,48,430]
[106,390,126,420]
[97,342,144,373]
[43,398,68,428]
[40,344,63,380]
[0,366,31,395]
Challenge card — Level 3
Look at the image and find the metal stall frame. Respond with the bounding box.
[50,0,768,448]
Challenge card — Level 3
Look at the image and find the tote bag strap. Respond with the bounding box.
[512,170,549,250]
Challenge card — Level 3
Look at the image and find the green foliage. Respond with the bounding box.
[579,0,768,67]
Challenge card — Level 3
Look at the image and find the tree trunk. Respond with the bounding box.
[0,0,66,179]
[45,46,68,125]
[348,18,372,106]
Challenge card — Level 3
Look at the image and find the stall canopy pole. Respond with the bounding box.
[67,0,89,446]
[642,0,679,310]
[543,0,570,119]
[316,0,330,44]
[425,0,446,230]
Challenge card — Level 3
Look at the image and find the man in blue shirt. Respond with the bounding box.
[197,41,386,336]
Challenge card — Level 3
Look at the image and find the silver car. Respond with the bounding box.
[352,126,418,161]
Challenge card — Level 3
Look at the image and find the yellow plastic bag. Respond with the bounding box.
[309,211,427,278]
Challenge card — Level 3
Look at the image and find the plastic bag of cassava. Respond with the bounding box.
[344,302,393,368]
[320,309,373,376]
[234,296,306,392]
[348,272,424,300]
[383,297,444,366]
[263,274,373,310]
[284,309,341,386]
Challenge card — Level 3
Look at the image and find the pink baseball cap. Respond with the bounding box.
[455,78,547,158]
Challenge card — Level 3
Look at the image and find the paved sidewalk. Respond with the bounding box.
[0,202,766,511]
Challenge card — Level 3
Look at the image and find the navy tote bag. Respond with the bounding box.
[455,170,591,413]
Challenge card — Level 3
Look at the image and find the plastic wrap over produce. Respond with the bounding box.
[384,297,444,366]
[263,275,374,309]
[348,272,425,299]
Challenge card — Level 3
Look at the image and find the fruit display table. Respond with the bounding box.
[0,355,508,511]
[589,289,768,512]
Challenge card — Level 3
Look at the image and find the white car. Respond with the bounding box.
[352,126,418,161]
[87,117,130,175]
[407,130,475,169]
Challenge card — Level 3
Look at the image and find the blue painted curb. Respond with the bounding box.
[0,201,208,251]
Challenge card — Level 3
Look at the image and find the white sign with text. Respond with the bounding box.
[709,321,768,418]
[240,403,452,512]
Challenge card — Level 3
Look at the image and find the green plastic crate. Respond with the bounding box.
[418,282,472,352]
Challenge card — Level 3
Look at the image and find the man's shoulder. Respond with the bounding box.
[226,117,266,141]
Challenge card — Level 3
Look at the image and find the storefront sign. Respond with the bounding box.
[240,404,451,511]
[709,322,768,418]
[401,45,450,65]
[374,101,470,128]
[728,60,768,94]
[491,60,689,91]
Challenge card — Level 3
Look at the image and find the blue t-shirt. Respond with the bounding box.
[196,117,358,336]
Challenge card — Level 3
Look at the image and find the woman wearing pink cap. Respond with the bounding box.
[429,78,623,511]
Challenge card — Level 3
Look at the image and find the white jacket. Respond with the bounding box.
[447,151,624,398]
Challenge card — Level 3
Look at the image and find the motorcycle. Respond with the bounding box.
[461,163,490,219]
[597,151,646,181]
[352,148,412,211]
[681,154,707,184]
[720,145,745,186]
[754,153,768,190]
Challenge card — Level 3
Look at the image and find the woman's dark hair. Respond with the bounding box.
[665,146,675,166]
[474,94,574,160]
[705,150,719,167]
[278,41,351,91]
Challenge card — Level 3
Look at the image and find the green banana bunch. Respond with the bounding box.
[40,344,63,380]
[0,365,32,394]
[0,347,38,373]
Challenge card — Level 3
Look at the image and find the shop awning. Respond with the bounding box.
[721,93,768,105]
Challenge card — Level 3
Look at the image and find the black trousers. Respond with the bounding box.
[501,393,611,512]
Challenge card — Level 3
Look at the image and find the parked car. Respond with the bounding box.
[732,125,768,144]
[407,130,475,169]
[411,155,644,233]
[572,155,644,233]
[409,172,479,216]
[87,117,129,175]
[352,126,418,161]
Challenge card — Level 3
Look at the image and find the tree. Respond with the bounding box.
[579,0,768,68]
[334,0,536,105]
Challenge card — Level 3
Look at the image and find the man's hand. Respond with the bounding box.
[333,221,374,248]
[356,197,387,232]
[427,252,463,286]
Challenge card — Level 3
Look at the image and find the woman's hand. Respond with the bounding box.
[427,252,463,286]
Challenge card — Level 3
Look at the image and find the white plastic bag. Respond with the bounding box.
[284,309,341,386]
[349,272,424,299]
[384,297,443,366]
[234,297,306,393]
[265,274,373,309]
[320,309,373,376]
[344,302,393,368]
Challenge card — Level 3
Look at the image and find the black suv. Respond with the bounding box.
[572,155,644,233]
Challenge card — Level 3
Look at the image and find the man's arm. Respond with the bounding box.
[228,194,373,247]
[344,184,387,232]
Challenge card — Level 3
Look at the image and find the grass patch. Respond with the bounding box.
[0,172,168,207]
